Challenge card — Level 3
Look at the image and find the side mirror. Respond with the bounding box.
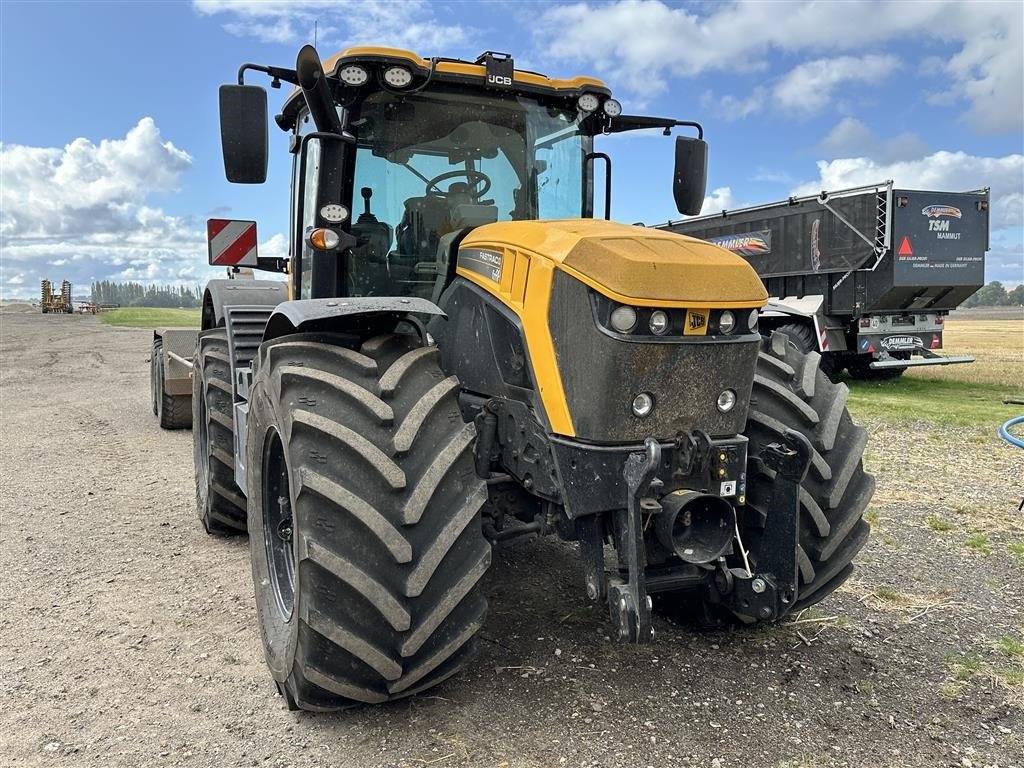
[673,136,708,216]
[218,85,268,184]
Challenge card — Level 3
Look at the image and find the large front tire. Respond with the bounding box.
[247,333,490,710]
[741,331,875,614]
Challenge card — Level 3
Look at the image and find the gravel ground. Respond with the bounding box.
[1,312,1022,768]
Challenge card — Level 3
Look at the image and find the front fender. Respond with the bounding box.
[262,296,446,342]
[201,279,288,330]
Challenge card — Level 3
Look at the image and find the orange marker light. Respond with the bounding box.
[308,228,341,250]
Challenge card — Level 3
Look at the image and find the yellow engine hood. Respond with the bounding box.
[460,219,768,308]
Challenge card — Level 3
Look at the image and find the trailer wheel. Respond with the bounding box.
[193,330,247,535]
[153,338,191,429]
[847,356,906,380]
[772,322,840,380]
[151,339,161,416]
[246,332,490,710]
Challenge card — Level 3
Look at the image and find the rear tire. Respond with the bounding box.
[153,338,191,429]
[247,332,490,710]
[193,330,247,535]
[740,331,874,615]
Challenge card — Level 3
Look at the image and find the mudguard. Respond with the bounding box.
[262,296,446,341]
[201,278,288,330]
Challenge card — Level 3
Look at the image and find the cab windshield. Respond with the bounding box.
[345,88,589,299]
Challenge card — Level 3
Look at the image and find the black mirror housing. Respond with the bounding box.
[673,136,708,216]
[219,85,269,184]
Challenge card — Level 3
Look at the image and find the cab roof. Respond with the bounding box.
[279,46,610,129]
[322,46,608,92]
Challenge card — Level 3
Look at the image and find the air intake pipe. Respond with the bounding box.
[296,45,344,135]
[654,490,736,564]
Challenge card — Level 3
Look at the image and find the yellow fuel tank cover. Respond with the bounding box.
[461,220,768,308]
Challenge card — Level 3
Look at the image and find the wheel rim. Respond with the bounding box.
[262,428,295,620]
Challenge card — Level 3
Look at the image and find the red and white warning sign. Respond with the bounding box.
[207,219,258,267]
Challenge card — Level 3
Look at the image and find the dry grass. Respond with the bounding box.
[906,318,1024,387]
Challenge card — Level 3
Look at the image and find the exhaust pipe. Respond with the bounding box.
[296,45,344,135]
[654,490,736,564]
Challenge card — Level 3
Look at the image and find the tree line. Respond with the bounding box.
[962,281,1024,308]
[90,281,203,308]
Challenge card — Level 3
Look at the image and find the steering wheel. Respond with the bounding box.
[424,170,491,200]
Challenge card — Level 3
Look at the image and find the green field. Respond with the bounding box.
[845,377,1020,428]
[99,307,201,328]
[844,317,1023,429]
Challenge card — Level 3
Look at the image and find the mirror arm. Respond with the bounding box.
[604,115,704,140]
[584,152,612,220]
[237,63,300,89]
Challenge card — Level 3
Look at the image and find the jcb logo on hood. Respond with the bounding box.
[684,309,708,336]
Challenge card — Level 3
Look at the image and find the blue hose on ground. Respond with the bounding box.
[1000,415,1024,449]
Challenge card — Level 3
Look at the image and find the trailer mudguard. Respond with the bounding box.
[261,296,446,342]
[761,295,848,353]
[153,327,200,395]
[201,278,288,330]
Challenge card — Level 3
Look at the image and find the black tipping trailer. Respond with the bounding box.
[656,181,988,378]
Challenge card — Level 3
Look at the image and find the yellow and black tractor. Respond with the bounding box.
[185,45,873,710]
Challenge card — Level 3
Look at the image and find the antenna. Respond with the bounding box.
[314,20,318,49]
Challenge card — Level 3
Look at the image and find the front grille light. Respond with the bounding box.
[610,305,638,333]
[631,392,654,418]
[717,389,737,413]
[719,310,736,335]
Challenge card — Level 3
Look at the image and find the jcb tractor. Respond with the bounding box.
[155,45,874,710]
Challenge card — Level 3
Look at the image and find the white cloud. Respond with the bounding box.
[0,119,246,299]
[818,117,930,164]
[703,87,767,121]
[700,186,743,215]
[791,151,1024,231]
[192,1,470,52]
[773,55,897,115]
[534,0,1022,130]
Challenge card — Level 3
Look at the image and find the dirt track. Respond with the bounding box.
[1,312,1021,768]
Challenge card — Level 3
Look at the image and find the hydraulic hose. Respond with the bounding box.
[999,415,1024,449]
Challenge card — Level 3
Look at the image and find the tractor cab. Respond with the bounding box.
[215,46,708,301]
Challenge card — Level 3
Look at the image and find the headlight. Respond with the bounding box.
[748,309,758,331]
[603,98,622,117]
[717,389,737,413]
[578,93,600,112]
[631,392,654,418]
[719,310,736,335]
[649,310,669,335]
[383,66,413,88]
[339,65,369,86]
[610,305,638,333]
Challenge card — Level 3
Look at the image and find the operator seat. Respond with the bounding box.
[395,181,498,261]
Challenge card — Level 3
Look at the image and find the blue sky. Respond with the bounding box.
[2,0,1022,299]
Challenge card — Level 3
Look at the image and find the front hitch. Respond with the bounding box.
[607,438,662,642]
[716,429,812,621]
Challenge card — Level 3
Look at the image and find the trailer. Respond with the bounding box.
[657,182,988,378]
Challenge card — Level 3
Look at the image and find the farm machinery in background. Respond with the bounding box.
[40,279,73,313]
[658,183,989,379]
[150,44,875,711]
